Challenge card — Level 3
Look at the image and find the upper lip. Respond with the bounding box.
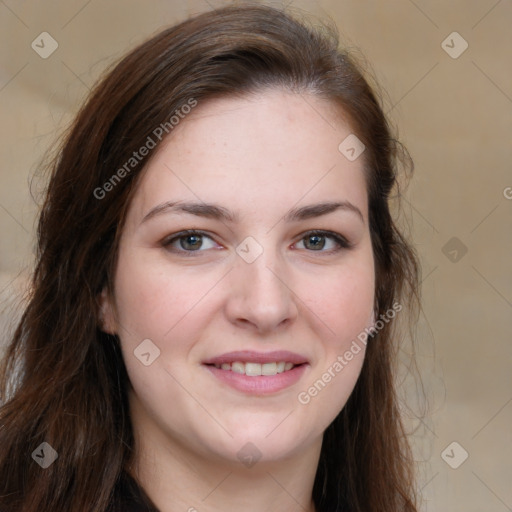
[203,350,309,366]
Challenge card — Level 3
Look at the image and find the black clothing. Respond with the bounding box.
[109,471,160,512]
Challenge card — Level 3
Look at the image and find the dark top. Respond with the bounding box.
[109,471,160,512]
[0,472,160,512]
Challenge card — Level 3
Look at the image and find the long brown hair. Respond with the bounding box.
[0,4,421,511]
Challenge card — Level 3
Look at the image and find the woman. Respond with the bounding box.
[0,4,421,511]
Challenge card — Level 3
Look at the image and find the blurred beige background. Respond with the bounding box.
[0,0,511,510]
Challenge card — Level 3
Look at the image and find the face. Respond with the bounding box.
[101,89,375,467]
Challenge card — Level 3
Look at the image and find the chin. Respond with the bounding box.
[203,420,316,464]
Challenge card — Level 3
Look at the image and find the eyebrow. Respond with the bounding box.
[140,200,364,225]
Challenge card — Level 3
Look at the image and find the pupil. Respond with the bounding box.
[307,235,324,250]
[182,235,201,250]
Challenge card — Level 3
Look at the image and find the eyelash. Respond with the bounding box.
[161,229,352,256]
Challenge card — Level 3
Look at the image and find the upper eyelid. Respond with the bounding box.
[162,229,350,250]
[162,229,216,245]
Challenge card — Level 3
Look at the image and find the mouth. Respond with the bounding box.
[205,361,304,376]
[202,350,309,394]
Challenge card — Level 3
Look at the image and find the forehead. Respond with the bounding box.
[128,89,368,223]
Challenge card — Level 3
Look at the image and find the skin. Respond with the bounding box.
[100,88,375,512]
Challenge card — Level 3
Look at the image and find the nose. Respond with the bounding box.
[224,247,299,335]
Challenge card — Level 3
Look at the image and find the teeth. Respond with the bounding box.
[231,362,245,374]
[245,362,262,376]
[213,361,298,376]
[261,362,277,375]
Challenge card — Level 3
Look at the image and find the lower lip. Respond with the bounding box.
[203,364,308,395]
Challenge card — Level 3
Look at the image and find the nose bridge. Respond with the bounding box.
[244,248,283,294]
[238,241,285,299]
[227,238,297,331]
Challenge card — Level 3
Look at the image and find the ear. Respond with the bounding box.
[97,287,117,335]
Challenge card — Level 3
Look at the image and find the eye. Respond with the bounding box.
[294,230,351,253]
[162,230,218,254]
[161,229,352,256]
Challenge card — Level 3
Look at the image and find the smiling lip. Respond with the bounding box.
[202,350,309,395]
[202,350,309,366]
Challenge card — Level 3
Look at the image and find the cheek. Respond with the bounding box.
[113,253,208,340]
[295,262,373,418]
[302,257,375,345]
